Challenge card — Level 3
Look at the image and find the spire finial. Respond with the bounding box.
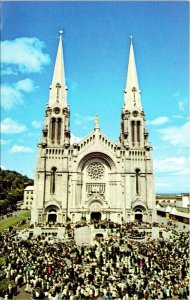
[59,29,64,38]
[129,34,133,44]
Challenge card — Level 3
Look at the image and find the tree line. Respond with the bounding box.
[0,168,34,215]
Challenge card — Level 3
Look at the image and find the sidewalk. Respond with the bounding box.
[157,215,189,232]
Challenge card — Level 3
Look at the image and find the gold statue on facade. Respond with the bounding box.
[94,115,99,128]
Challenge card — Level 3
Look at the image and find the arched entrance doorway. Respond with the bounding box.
[133,204,146,222]
[91,212,101,222]
[48,209,57,223]
[135,209,143,221]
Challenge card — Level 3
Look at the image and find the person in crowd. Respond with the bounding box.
[0,220,189,300]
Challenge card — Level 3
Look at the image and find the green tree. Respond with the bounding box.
[0,168,34,215]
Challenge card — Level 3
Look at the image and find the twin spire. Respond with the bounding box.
[124,35,142,110]
[48,30,67,107]
[48,32,142,110]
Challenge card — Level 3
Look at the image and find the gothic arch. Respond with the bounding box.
[133,204,146,222]
[44,204,60,213]
[77,152,116,173]
[89,199,103,207]
[132,203,147,212]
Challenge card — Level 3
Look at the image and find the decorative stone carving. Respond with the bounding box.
[90,201,102,211]
[87,162,104,180]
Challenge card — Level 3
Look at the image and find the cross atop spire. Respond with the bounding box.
[129,34,133,43]
[59,29,64,38]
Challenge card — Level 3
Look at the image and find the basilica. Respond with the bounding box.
[31,33,156,224]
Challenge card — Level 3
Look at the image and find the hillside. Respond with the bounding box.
[0,169,34,214]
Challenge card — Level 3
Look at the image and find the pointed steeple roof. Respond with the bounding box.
[48,30,67,107]
[124,36,142,110]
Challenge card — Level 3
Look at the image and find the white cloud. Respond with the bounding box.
[74,113,94,127]
[70,133,83,144]
[155,155,190,193]
[0,165,6,170]
[16,78,35,92]
[32,120,43,129]
[1,67,17,76]
[1,37,50,75]
[154,155,190,192]
[147,116,169,126]
[1,85,23,110]
[1,118,27,134]
[172,115,183,120]
[178,98,188,112]
[10,145,34,154]
[159,121,190,147]
[154,156,189,173]
[0,139,11,145]
[1,78,36,110]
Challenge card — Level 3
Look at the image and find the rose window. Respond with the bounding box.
[87,162,105,180]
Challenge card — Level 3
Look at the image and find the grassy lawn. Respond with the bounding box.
[0,210,31,232]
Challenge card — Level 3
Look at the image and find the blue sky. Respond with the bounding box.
[1,1,189,193]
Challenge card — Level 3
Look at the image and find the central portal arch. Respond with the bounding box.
[45,205,60,224]
[133,205,146,222]
[90,201,102,222]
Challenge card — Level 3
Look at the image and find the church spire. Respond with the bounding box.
[48,30,67,107]
[124,36,142,110]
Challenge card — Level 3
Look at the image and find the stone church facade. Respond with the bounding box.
[31,33,156,224]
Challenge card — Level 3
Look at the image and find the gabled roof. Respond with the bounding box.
[76,129,117,155]
[24,186,34,191]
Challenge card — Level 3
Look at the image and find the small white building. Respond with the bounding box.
[22,186,34,210]
[176,194,190,208]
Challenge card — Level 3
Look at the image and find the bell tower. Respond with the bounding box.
[31,31,70,225]
[120,36,150,150]
[41,30,70,148]
[120,36,156,222]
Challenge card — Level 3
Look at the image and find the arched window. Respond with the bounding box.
[135,168,140,195]
[50,118,56,143]
[50,167,57,194]
[57,118,62,144]
[137,121,141,144]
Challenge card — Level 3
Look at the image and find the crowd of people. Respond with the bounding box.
[0,221,189,300]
